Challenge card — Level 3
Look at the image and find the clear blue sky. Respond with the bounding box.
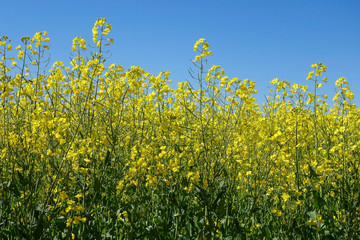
[1,0,359,106]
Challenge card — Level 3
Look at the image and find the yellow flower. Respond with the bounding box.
[73,216,86,224]
[307,70,314,80]
[307,220,317,226]
[59,191,68,200]
[66,218,72,227]
[95,18,106,27]
[281,192,290,202]
[270,78,279,85]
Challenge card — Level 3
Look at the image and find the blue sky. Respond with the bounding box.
[1,0,359,106]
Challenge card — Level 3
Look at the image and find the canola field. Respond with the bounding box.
[0,19,359,239]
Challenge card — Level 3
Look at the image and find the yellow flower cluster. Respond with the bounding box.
[92,18,113,47]
[0,19,359,239]
[192,38,213,62]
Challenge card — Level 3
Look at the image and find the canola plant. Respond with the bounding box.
[0,19,359,239]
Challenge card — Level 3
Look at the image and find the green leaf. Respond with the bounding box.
[105,150,111,166]
[312,190,326,209]
[308,164,319,178]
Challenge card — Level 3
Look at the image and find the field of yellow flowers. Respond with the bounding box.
[1,19,359,239]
